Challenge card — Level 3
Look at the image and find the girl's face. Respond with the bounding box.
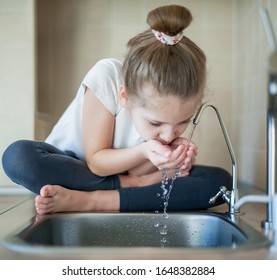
[119,85,200,144]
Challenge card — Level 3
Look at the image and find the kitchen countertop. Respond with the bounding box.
[0,196,30,215]
[0,186,276,260]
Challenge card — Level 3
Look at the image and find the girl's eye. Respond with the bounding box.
[178,119,192,126]
[149,122,162,127]
[180,120,191,126]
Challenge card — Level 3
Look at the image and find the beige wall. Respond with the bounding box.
[232,0,277,190]
[0,0,35,186]
[1,0,277,192]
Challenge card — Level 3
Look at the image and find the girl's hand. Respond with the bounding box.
[142,140,172,169]
[142,138,197,172]
[169,137,198,173]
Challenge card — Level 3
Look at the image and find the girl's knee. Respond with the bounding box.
[212,166,232,185]
[191,165,232,190]
[2,140,37,182]
[3,139,32,160]
[206,166,232,193]
[3,140,24,171]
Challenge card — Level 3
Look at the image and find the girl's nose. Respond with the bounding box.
[159,129,176,144]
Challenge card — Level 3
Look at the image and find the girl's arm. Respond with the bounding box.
[82,87,147,176]
[127,159,158,176]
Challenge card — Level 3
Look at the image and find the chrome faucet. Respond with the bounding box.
[191,101,238,214]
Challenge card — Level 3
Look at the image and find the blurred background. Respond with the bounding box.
[0,0,276,192]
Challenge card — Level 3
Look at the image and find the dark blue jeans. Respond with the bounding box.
[2,140,232,212]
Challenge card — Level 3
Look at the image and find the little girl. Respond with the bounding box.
[2,5,231,214]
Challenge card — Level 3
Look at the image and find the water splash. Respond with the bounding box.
[160,169,182,217]
[155,169,182,247]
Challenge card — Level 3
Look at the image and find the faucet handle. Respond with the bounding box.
[209,186,229,204]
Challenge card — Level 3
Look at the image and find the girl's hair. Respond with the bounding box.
[122,5,206,105]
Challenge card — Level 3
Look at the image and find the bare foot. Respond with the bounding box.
[35,185,120,214]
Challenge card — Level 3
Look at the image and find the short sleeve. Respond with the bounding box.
[82,58,123,116]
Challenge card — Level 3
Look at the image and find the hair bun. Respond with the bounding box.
[147,5,192,36]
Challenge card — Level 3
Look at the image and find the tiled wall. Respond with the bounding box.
[0,0,35,186]
[1,0,276,191]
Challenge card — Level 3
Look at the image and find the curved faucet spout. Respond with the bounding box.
[193,101,238,213]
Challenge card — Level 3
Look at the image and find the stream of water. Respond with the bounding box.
[155,124,197,246]
[160,169,182,218]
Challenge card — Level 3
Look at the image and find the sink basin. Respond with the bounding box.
[2,212,270,257]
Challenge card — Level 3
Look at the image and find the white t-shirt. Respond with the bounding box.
[45,58,145,161]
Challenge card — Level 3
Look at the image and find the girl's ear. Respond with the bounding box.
[118,85,130,108]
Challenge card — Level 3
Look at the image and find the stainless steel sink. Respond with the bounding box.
[2,212,270,257]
